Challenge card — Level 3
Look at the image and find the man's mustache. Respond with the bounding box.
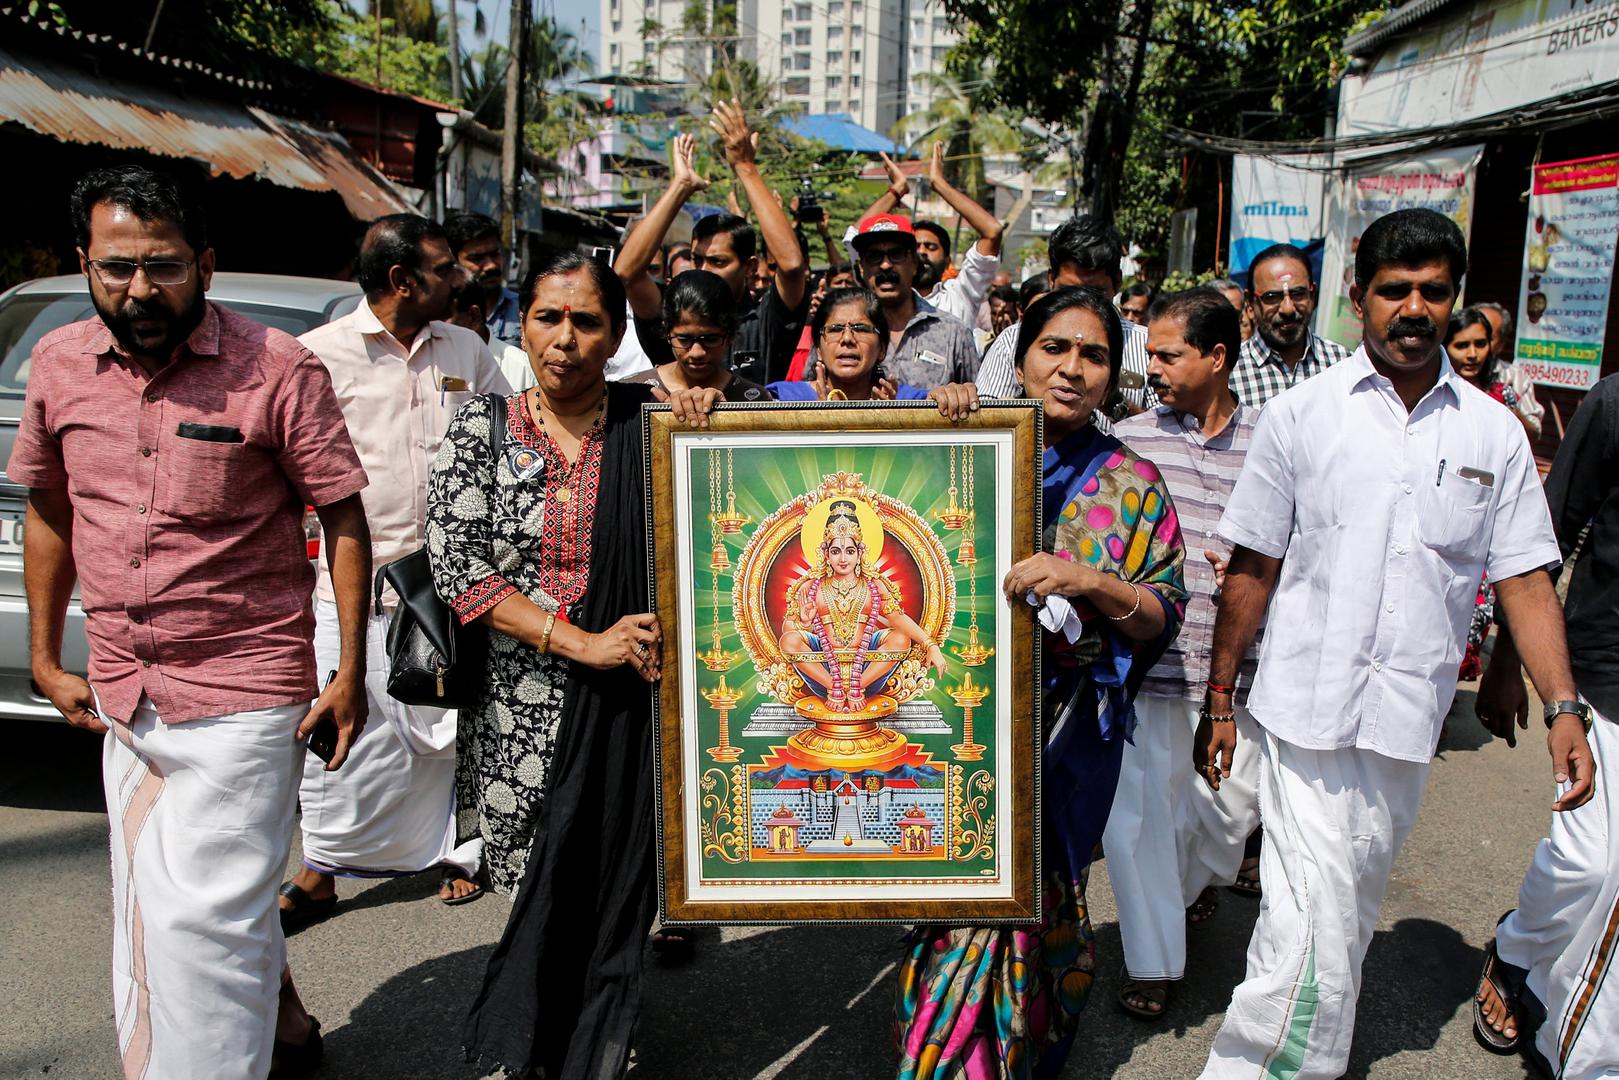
[873,269,902,287]
[1147,376,1170,394]
[1388,317,1437,339]
[120,298,174,323]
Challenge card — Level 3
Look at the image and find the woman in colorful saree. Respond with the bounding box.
[894,286,1188,1080]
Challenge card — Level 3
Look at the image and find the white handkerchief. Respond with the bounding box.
[1028,591,1086,644]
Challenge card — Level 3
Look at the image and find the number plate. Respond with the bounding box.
[0,511,21,555]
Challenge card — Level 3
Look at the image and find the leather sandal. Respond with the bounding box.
[269,1015,323,1079]
[278,881,337,934]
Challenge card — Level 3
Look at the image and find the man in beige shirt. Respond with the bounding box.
[281,214,511,928]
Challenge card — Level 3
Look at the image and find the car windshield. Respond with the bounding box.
[0,294,336,395]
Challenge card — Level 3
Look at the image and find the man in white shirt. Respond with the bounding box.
[865,142,1002,328]
[282,215,511,928]
[975,215,1157,419]
[1195,208,1595,1079]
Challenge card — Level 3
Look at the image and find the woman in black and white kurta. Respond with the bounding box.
[426,249,719,1080]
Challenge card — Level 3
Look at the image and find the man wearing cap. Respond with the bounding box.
[849,212,981,391]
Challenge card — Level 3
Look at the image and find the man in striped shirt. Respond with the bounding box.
[1103,287,1262,1020]
[974,215,1157,421]
[1228,244,1350,410]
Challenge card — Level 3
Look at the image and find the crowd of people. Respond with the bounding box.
[9,96,1616,1080]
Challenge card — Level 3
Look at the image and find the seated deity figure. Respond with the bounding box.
[779,499,947,714]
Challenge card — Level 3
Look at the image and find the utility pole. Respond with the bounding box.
[447,0,464,101]
[500,0,532,260]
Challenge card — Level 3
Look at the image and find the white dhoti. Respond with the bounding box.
[1105,694,1261,980]
[298,600,480,878]
[1199,730,1429,1080]
[1496,709,1619,1080]
[106,696,305,1080]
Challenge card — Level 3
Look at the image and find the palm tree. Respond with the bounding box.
[893,70,1025,206]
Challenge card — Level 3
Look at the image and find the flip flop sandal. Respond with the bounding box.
[269,1015,323,1079]
[278,881,337,933]
[439,867,486,907]
[1228,858,1262,897]
[1116,966,1170,1020]
[1186,886,1220,926]
[1474,911,1528,1055]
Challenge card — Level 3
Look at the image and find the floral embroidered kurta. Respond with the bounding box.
[426,392,606,895]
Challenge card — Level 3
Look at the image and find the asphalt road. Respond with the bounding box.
[2,684,1557,1080]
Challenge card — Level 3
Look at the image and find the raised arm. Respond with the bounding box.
[927,141,1003,258]
[614,132,709,321]
[710,100,806,311]
[861,151,912,219]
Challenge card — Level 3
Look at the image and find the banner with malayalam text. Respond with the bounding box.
[1320,146,1482,348]
[1514,153,1619,391]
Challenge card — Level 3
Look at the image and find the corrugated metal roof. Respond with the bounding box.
[0,43,410,220]
[1344,0,1466,58]
[782,113,899,154]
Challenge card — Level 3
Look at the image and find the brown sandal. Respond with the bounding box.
[1117,966,1170,1020]
[1187,885,1220,926]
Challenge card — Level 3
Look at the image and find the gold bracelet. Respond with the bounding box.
[538,611,558,655]
[1106,583,1143,622]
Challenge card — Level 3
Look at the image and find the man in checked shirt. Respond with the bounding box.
[9,166,371,1079]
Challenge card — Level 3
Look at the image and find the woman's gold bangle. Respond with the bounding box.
[538,611,558,655]
[1106,583,1143,622]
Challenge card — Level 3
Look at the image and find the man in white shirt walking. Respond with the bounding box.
[281,215,511,928]
[1195,208,1595,1079]
[1105,288,1263,1020]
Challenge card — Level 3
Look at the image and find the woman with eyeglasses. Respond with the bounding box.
[769,286,928,401]
[894,287,1187,1080]
[624,270,770,402]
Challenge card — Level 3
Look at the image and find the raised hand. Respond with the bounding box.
[879,151,910,198]
[928,140,947,188]
[709,99,759,168]
[670,131,710,194]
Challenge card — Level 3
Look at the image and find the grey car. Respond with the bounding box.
[0,272,362,721]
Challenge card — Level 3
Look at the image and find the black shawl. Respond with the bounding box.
[464,382,659,1079]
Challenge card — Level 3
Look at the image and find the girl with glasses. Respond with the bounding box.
[624,270,770,402]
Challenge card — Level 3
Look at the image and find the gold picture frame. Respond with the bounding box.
[644,400,1042,924]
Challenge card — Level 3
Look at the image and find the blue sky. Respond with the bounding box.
[453,0,601,73]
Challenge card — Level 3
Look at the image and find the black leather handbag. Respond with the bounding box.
[376,393,506,708]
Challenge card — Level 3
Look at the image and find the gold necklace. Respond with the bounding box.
[531,387,606,505]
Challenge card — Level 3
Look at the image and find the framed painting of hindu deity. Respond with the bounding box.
[644,400,1042,924]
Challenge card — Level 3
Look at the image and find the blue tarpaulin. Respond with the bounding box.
[781,113,899,154]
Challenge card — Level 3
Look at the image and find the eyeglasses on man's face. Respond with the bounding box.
[88,259,194,287]
[1254,286,1312,308]
[820,322,879,340]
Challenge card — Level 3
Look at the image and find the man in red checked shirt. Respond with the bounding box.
[7,165,371,1080]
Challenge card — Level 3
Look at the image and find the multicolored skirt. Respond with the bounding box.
[894,871,1097,1080]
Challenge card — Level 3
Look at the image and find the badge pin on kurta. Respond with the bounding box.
[507,445,546,480]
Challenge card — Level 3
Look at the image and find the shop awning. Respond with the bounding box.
[0,43,411,220]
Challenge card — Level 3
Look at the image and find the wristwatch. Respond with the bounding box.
[1543,699,1593,733]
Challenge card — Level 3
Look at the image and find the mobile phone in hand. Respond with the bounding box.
[307,670,339,764]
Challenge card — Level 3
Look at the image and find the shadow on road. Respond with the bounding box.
[0,721,104,812]
[330,944,498,1078]
[1437,690,1497,754]
[1349,917,1488,1076]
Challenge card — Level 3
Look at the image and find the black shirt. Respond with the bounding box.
[731,284,809,385]
[1546,373,1619,720]
[633,284,806,386]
